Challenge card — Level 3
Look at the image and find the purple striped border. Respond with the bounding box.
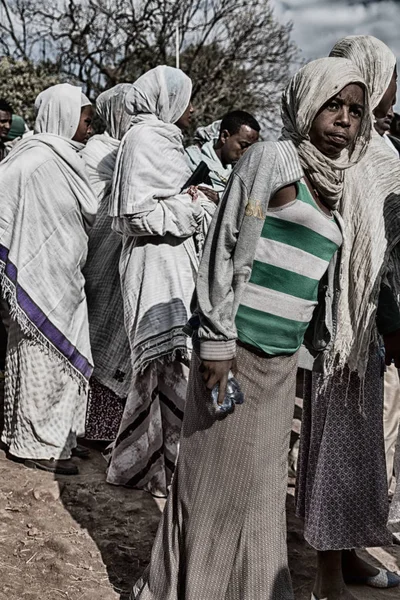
[0,244,92,380]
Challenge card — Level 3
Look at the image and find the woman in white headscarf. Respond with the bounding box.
[106,66,204,496]
[0,83,97,475]
[131,57,371,600]
[296,36,400,599]
[81,84,133,442]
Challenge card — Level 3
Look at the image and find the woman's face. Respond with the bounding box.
[72,105,94,144]
[309,83,365,159]
[374,68,397,119]
[175,102,194,131]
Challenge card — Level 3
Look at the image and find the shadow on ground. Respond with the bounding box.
[55,446,161,599]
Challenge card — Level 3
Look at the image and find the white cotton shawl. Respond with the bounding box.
[81,83,133,397]
[97,83,133,140]
[327,35,400,379]
[109,66,204,374]
[0,84,98,386]
[82,84,133,200]
[281,57,371,208]
[194,120,222,145]
[35,83,82,138]
[110,66,193,217]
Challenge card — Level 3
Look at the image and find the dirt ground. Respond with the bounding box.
[0,443,399,600]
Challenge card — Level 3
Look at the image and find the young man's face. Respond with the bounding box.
[0,110,12,142]
[220,125,259,166]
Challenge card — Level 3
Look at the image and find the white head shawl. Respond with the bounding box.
[110,66,193,217]
[34,83,84,139]
[96,84,133,141]
[81,93,91,107]
[330,35,396,110]
[81,83,134,200]
[281,57,371,208]
[125,65,192,124]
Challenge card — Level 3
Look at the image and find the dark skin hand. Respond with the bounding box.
[198,185,219,204]
[201,359,236,405]
[384,330,400,368]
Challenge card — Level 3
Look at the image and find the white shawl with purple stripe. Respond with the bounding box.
[0,84,97,385]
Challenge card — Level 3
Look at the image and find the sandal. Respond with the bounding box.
[345,568,400,588]
[24,458,79,475]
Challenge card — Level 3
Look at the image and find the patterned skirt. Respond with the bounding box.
[85,378,126,442]
[2,320,86,460]
[296,345,391,550]
[106,355,189,497]
[132,345,298,600]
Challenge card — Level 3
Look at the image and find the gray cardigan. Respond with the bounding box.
[196,139,340,365]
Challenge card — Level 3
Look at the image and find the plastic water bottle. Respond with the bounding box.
[210,371,244,419]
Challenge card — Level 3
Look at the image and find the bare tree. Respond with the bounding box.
[0,0,298,135]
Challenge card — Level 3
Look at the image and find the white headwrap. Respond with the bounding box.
[281,57,371,208]
[324,36,400,381]
[81,93,91,107]
[125,65,192,124]
[34,83,83,139]
[96,84,133,141]
[330,35,396,110]
[81,83,133,200]
[110,65,193,217]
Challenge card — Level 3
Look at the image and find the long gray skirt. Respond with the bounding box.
[296,345,391,550]
[132,344,298,600]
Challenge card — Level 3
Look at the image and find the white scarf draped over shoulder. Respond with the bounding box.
[82,83,133,200]
[281,57,371,208]
[327,35,400,379]
[194,120,222,145]
[108,65,204,374]
[0,83,98,385]
[109,66,202,227]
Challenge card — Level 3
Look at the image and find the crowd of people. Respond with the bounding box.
[1,33,400,600]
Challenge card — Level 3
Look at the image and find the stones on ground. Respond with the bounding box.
[32,481,63,502]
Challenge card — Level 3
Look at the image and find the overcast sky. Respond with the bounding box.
[271,0,400,109]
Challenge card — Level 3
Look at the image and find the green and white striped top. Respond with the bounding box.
[235,179,342,356]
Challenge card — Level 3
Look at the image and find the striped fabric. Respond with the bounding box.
[236,179,342,356]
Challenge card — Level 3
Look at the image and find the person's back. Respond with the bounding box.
[106,66,205,497]
[0,83,97,476]
[81,83,134,442]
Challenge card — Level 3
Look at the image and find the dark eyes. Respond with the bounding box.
[327,101,363,118]
[327,101,340,111]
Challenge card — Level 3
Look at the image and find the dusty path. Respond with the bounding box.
[0,444,399,600]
